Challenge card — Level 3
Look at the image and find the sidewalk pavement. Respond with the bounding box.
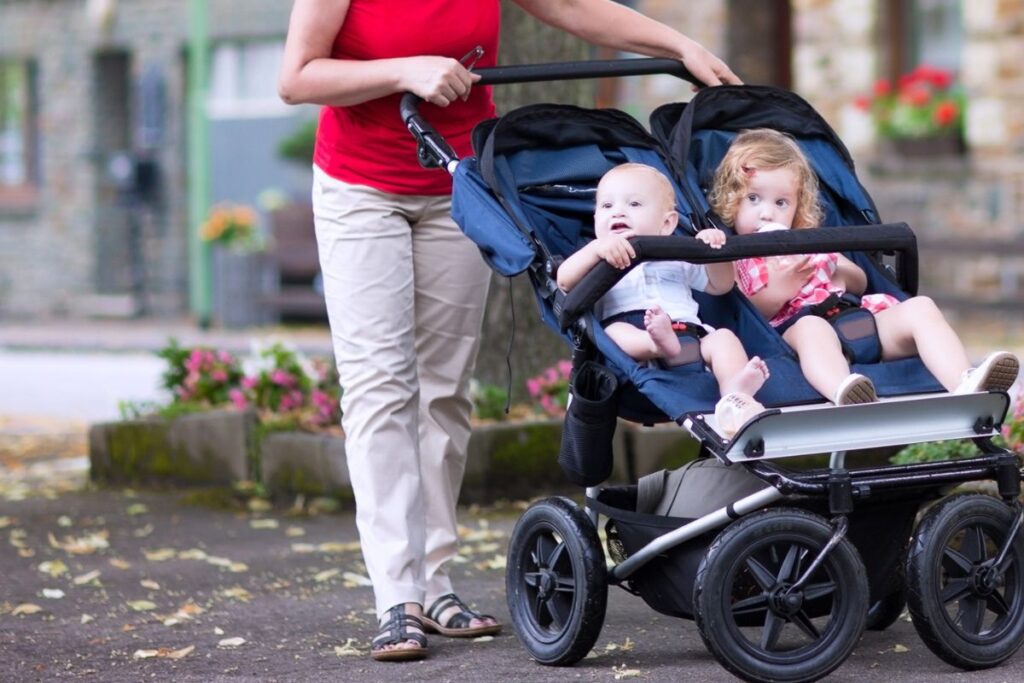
[3,482,1024,682]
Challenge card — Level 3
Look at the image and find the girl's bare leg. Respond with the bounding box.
[700,329,769,396]
[873,296,970,390]
[782,316,851,399]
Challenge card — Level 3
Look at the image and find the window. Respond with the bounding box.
[888,0,963,78]
[0,59,38,202]
[208,39,288,119]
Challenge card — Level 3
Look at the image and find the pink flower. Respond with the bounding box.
[526,378,541,398]
[557,360,572,377]
[211,369,228,382]
[217,350,233,364]
[228,389,249,409]
[270,369,296,387]
[241,376,258,390]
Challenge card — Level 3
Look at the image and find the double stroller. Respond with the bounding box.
[403,59,1024,682]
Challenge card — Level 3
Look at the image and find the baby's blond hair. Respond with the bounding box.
[599,163,676,213]
[708,129,823,229]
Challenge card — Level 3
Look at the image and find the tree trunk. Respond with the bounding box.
[472,6,596,404]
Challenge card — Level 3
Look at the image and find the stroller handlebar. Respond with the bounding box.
[558,223,919,330]
[400,58,700,173]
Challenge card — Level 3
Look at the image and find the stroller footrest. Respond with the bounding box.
[683,392,1010,463]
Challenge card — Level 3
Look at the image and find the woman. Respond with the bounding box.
[278,0,741,662]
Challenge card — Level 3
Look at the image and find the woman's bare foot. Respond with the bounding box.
[723,356,770,397]
[644,306,681,360]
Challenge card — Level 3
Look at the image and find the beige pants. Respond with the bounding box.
[312,166,491,618]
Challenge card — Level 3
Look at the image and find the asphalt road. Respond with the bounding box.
[2,479,1024,683]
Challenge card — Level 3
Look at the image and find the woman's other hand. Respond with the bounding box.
[678,36,742,87]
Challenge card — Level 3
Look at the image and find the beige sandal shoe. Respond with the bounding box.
[834,374,877,406]
[714,392,764,437]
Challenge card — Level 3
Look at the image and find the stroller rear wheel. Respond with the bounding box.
[694,508,868,683]
[505,496,607,665]
[905,494,1024,669]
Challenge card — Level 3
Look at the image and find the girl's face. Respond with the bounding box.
[732,166,799,235]
[594,170,677,239]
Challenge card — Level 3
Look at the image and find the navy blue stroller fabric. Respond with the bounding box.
[451,98,942,425]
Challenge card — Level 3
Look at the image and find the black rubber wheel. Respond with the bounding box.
[866,590,906,631]
[905,494,1024,669]
[505,496,607,665]
[694,508,868,683]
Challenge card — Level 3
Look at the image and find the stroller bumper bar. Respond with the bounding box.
[558,223,918,329]
[400,58,700,173]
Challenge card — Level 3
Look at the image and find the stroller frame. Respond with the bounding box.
[402,59,1024,683]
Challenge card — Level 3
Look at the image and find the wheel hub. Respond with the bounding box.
[537,569,557,600]
[972,565,1000,596]
[768,585,804,617]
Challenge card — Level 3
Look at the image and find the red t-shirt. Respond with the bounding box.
[314,0,500,196]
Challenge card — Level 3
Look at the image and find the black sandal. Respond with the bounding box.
[370,604,428,662]
[422,593,502,638]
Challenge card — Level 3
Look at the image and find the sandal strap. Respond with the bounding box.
[426,593,494,629]
[372,605,427,649]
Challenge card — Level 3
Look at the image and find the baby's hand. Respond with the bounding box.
[696,228,727,249]
[594,231,636,269]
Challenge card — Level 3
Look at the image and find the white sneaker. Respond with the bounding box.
[714,392,765,437]
[954,351,1020,394]
[833,373,877,405]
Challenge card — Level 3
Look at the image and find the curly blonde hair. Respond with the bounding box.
[707,129,823,230]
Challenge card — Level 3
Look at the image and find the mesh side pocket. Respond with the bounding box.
[558,361,619,486]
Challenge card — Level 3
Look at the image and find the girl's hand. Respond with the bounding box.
[398,56,481,107]
[695,228,726,249]
[594,232,636,269]
[774,255,815,297]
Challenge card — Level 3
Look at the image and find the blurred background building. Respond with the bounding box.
[1,0,1022,330]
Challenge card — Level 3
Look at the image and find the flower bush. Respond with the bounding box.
[526,360,572,417]
[1003,392,1024,453]
[155,339,341,431]
[199,203,262,250]
[855,65,965,140]
[157,339,244,406]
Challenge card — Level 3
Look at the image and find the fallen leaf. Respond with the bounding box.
[218,637,246,648]
[0,517,13,528]
[250,519,279,530]
[313,568,340,583]
[73,570,101,585]
[474,554,507,571]
[334,638,363,657]
[133,524,154,538]
[341,572,372,588]
[228,563,248,573]
[604,637,634,653]
[214,626,224,635]
[177,549,207,560]
[127,600,157,612]
[206,556,231,567]
[132,645,194,660]
[42,588,65,599]
[12,603,43,616]
[473,635,494,643]
[285,526,305,537]
[290,543,316,554]
[49,531,109,554]
[144,548,177,562]
[109,558,132,570]
[247,498,272,513]
[893,644,909,653]
[125,503,148,516]
[219,586,252,602]
[140,579,161,591]
[612,664,643,680]
[38,560,69,578]
[318,541,361,553]
[17,548,35,558]
[57,516,73,527]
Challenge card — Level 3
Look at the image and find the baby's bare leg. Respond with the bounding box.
[700,329,769,396]
[873,296,970,390]
[604,321,662,361]
[782,316,850,398]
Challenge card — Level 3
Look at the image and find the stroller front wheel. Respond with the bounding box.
[905,493,1024,669]
[505,496,607,666]
[694,508,868,683]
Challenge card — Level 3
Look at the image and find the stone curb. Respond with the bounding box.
[87,411,702,503]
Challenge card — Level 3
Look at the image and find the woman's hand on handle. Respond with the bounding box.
[677,35,741,87]
[397,57,481,107]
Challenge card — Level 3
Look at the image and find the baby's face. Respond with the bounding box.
[594,170,676,239]
[732,167,799,236]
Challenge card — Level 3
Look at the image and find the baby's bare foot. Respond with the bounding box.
[725,356,770,397]
[644,306,681,360]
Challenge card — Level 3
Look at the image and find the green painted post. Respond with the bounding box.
[187,0,211,326]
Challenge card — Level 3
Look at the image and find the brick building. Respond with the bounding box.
[1,1,1022,322]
